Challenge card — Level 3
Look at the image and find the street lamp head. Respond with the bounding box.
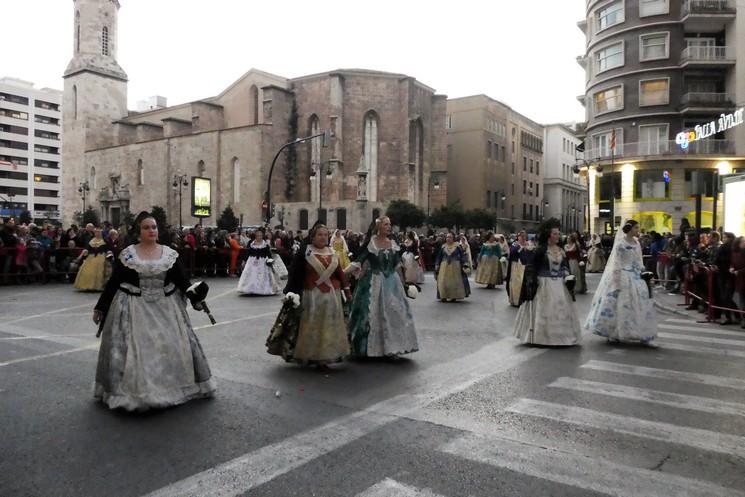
[433,181,440,190]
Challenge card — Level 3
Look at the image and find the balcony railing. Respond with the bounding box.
[585,139,735,161]
[680,92,735,107]
[683,0,736,15]
[681,46,735,63]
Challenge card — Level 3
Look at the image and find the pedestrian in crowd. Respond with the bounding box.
[715,232,737,325]
[564,233,587,294]
[506,230,531,307]
[513,218,582,346]
[401,231,424,285]
[92,211,215,411]
[236,227,279,295]
[347,216,419,358]
[74,227,113,291]
[435,231,471,302]
[474,232,503,289]
[730,236,745,329]
[330,229,352,271]
[267,223,351,369]
[586,234,606,273]
[584,219,658,346]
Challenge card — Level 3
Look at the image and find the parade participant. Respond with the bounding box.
[584,219,658,346]
[474,232,503,289]
[514,218,582,346]
[435,232,471,302]
[505,230,530,307]
[347,216,419,357]
[401,231,424,285]
[564,233,587,294]
[460,234,475,271]
[267,223,350,368]
[730,236,745,329]
[92,211,215,411]
[331,229,351,271]
[587,234,606,273]
[236,227,279,295]
[498,234,510,276]
[74,227,113,291]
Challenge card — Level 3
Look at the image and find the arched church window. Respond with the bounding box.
[249,85,259,125]
[75,11,80,54]
[137,160,144,186]
[102,27,109,56]
[197,160,206,177]
[72,85,78,121]
[309,114,320,203]
[363,111,379,201]
[90,166,96,190]
[232,157,240,204]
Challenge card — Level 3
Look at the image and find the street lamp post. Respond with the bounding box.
[265,130,333,226]
[172,173,189,229]
[78,181,90,213]
[427,174,441,217]
[311,162,333,224]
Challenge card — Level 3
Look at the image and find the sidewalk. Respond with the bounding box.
[653,287,698,319]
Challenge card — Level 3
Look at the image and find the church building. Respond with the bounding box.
[62,0,448,232]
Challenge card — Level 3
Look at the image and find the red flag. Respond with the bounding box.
[610,129,616,151]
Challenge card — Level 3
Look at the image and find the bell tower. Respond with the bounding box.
[62,0,128,224]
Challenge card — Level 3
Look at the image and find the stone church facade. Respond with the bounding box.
[62,0,448,232]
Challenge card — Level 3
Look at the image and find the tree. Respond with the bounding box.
[428,202,466,231]
[464,208,496,231]
[150,205,168,230]
[217,205,240,233]
[19,209,33,225]
[386,199,426,231]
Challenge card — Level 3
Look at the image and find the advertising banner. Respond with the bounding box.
[191,177,211,218]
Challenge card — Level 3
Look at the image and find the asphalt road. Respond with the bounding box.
[1,273,744,497]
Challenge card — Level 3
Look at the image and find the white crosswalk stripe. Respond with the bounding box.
[355,478,446,497]
[659,322,745,338]
[506,398,745,458]
[580,360,745,390]
[439,433,745,497]
[656,341,745,358]
[549,376,745,417]
[658,332,745,347]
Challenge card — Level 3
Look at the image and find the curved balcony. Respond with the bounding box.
[683,0,736,32]
[680,92,735,113]
[680,46,735,68]
[585,139,736,161]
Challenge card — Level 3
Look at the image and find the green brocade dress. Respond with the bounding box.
[348,238,419,357]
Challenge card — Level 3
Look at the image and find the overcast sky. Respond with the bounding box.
[4,0,587,124]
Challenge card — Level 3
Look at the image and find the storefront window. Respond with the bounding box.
[634,169,670,200]
[634,211,673,234]
[686,211,713,229]
[685,169,715,198]
[597,172,622,201]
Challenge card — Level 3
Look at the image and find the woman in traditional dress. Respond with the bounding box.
[331,229,351,271]
[435,232,471,302]
[505,231,531,307]
[474,232,503,289]
[266,223,351,369]
[401,231,425,285]
[584,220,658,346]
[586,234,606,273]
[92,212,215,411]
[564,233,587,294]
[514,218,582,346]
[347,216,419,357]
[237,228,280,295]
[74,227,113,291]
[498,235,510,276]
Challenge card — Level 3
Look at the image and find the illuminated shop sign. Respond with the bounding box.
[675,107,744,149]
[191,177,211,217]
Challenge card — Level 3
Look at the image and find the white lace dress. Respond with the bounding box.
[237,240,280,295]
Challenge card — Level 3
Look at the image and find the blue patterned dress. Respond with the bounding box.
[584,237,657,342]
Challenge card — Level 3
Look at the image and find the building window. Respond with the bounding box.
[597,172,622,201]
[522,203,526,219]
[446,114,453,129]
[511,162,515,175]
[501,145,506,162]
[593,85,623,115]
[640,32,669,61]
[137,159,144,186]
[317,209,327,225]
[597,0,624,31]
[536,184,540,197]
[486,190,492,208]
[511,141,515,153]
[249,85,259,125]
[198,160,206,177]
[73,85,78,121]
[232,157,240,204]
[529,204,533,220]
[511,183,515,195]
[523,157,527,171]
[75,11,80,54]
[487,140,492,159]
[635,169,670,199]
[640,0,668,17]
[90,166,96,190]
[299,209,309,230]
[363,111,379,202]
[336,208,347,230]
[530,159,534,173]
[595,41,624,73]
[639,78,669,106]
[536,161,540,175]
[638,124,669,154]
[102,27,110,56]
[685,169,715,197]
[591,129,623,157]
[523,180,527,194]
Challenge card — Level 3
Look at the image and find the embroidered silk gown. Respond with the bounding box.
[474,241,503,286]
[435,243,471,300]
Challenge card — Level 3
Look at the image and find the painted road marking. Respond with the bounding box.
[0,334,91,341]
[580,360,745,390]
[659,323,745,338]
[658,332,745,347]
[507,398,745,459]
[355,478,447,497]
[3,302,92,325]
[439,433,745,497]
[192,312,276,331]
[549,376,745,417]
[0,344,98,368]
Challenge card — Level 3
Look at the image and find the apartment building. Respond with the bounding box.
[577,0,745,234]
[0,77,62,222]
[543,124,587,233]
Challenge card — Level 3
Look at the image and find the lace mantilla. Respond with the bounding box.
[120,244,179,276]
[366,236,399,256]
